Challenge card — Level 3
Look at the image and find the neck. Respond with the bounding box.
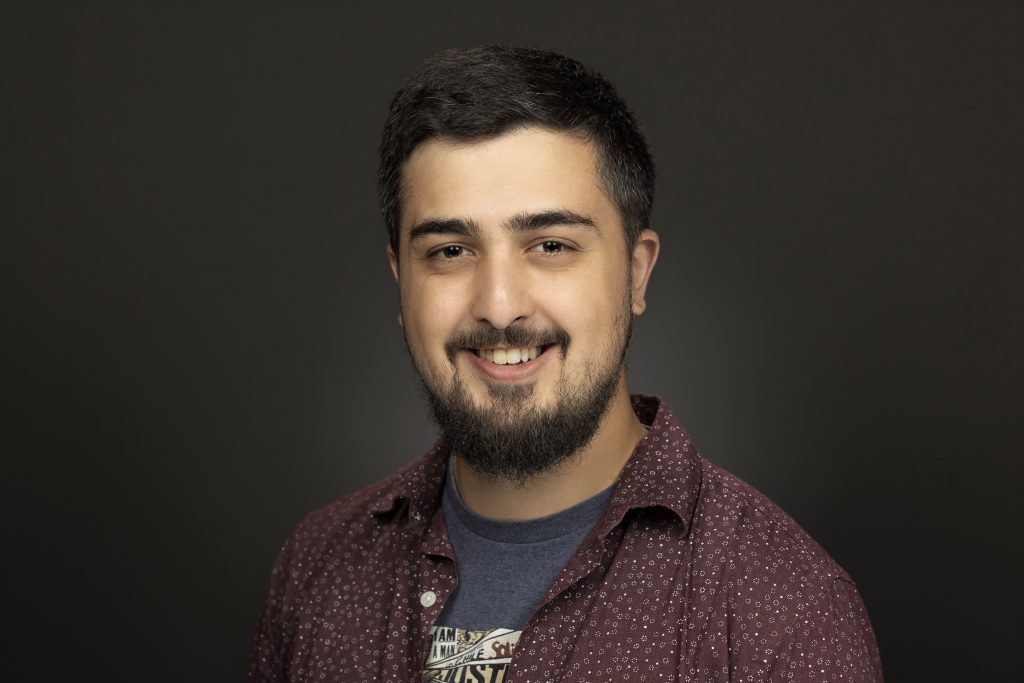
[452,378,645,520]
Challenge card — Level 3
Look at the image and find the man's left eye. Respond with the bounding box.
[534,241,568,254]
[433,245,465,258]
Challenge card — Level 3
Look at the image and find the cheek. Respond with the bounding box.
[402,281,464,355]
[545,262,628,333]
[539,283,608,352]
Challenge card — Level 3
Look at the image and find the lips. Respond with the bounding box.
[462,343,555,381]
[445,326,570,367]
[473,346,543,365]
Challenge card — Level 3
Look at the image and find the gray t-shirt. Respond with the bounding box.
[423,458,614,680]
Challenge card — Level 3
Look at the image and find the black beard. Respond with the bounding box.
[413,303,633,484]
[423,359,623,484]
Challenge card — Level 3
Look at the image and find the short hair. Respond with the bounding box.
[378,45,655,255]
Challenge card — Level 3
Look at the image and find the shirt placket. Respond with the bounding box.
[411,503,458,676]
[508,518,628,682]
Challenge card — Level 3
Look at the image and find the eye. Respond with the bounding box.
[533,240,569,254]
[431,245,467,259]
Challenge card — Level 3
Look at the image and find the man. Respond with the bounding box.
[247,46,882,682]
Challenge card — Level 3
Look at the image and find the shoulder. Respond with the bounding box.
[684,458,881,679]
[693,456,853,585]
[285,479,390,551]
[276,450,441,571]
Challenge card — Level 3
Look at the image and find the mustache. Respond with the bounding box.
[445,324,570,362]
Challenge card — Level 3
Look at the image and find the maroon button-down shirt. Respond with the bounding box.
[247,395,882,682]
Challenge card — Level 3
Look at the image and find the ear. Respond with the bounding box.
[386,243,403,327]
[386,242,399,283]
[629,229,660,315]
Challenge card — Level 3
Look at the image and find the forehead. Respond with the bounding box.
[399,127,617,235]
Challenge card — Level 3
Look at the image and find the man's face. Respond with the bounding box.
[389,127,654,480]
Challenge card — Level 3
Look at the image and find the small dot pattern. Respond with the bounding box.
[247,395,883,681]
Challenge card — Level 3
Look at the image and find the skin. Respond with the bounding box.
[388,126,659,520]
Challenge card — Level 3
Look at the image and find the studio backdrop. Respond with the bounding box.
[4,2,1021,681]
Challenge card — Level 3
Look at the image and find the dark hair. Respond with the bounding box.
[378,45,655,254]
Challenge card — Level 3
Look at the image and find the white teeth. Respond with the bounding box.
[475,346,541,365]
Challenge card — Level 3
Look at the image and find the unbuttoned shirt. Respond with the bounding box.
[247,395,883,682]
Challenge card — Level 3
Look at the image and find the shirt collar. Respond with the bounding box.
[369,395,702,537]
[367,439,449,533]
[594,394,702,537]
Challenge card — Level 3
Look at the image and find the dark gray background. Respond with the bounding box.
[4,2,1021,681]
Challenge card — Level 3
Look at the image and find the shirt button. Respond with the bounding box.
[420,591,437,607]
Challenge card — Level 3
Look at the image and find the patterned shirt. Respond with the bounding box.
[247,395,883,682]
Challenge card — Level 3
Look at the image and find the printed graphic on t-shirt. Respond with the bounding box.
[422,625,521,682]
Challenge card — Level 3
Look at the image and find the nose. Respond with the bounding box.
[469,253,534,330]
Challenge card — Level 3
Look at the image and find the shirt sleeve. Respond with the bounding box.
[773,577,883,682]
[826,577,883,681]
[245,533,299,683]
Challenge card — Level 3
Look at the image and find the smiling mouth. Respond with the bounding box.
[472,345,549,365]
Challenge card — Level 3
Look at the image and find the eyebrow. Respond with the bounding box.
[407,209,598,242]
[503,209,598,234]
[408,217,482,242]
